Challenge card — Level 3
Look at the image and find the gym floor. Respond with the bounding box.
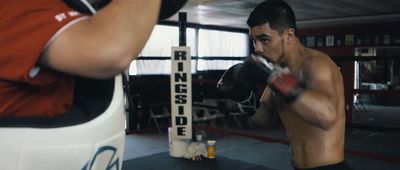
[123,108,400,170]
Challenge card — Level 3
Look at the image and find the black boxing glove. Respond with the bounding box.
[216,64,261,115]
[63,0,187,18]
[236,91,259,115]
[159,0,188,20]
[63,0,111,14]
[249,55,303,103]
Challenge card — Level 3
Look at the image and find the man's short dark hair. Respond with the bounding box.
[247,0,297,35]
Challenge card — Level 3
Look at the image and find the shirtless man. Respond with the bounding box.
[217,0,349,169]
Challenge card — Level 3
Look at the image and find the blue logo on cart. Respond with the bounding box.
[82,146,119,170]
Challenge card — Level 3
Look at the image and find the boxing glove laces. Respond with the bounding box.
[216,64,260,115]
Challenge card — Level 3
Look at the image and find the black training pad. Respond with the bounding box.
[122,152,276,170]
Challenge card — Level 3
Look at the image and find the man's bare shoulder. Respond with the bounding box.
[304,48,334,63]
[301,48,338,83]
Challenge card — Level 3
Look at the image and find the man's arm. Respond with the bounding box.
[290,57,339,131]
[260,86,274,107]
[249,87,278,128]
[240,54,340,130]
[41,0,161,78]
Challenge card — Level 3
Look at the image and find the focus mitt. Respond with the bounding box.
[159,0,188,20]
[63,0,110,14]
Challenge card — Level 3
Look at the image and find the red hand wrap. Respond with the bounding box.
[269,74,302,102]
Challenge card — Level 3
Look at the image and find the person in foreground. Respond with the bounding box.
[217,0,350,169]
[0,0,186,125]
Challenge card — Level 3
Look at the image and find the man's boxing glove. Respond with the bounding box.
[216,63,261,115]
[250,55,303,103]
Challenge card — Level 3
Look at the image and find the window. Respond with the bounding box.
[129,25,249,74]
[140,25,197,57]
[129,25,196,75]
[198,29,249,71]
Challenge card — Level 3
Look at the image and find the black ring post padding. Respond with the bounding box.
[179,12,187,47]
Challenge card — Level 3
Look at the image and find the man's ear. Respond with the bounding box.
[285,28,296,44]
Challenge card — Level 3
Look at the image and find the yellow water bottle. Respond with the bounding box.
[207,140,216,159]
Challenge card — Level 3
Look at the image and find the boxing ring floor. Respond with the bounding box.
[122,126,400,170]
